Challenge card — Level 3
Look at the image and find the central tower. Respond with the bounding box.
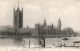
[13,3,23,28]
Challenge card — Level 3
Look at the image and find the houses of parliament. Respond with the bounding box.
[0,4,75,37]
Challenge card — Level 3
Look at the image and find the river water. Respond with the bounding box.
[0,37,80,48]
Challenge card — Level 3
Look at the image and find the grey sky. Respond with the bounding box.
[0,0,80,31]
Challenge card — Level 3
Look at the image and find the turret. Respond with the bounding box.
[43,17,47,27]
[58,18,61,30]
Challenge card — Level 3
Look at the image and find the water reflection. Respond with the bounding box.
[0,37,80,48]
[14,38,23,47]
[0,38,24,48]
[0,38,38,48]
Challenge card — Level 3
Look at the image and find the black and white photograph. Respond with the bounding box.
[0,0,80,51]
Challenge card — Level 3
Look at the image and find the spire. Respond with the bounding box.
[18,0,19,9]
[58,17,61,24]
[52,23,53,28]
[43,17,47,27]
[27,25,29,28]
[22,7,23,12]
[17,0,20,10]
[13,6,15,11]
[58,17,61,30]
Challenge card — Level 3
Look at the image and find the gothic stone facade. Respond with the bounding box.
[13,7,23,28]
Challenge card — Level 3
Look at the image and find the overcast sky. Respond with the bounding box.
[0,0,80,31]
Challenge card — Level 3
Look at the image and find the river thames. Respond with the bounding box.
[0,37,80,48]
[0,37,80,51]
